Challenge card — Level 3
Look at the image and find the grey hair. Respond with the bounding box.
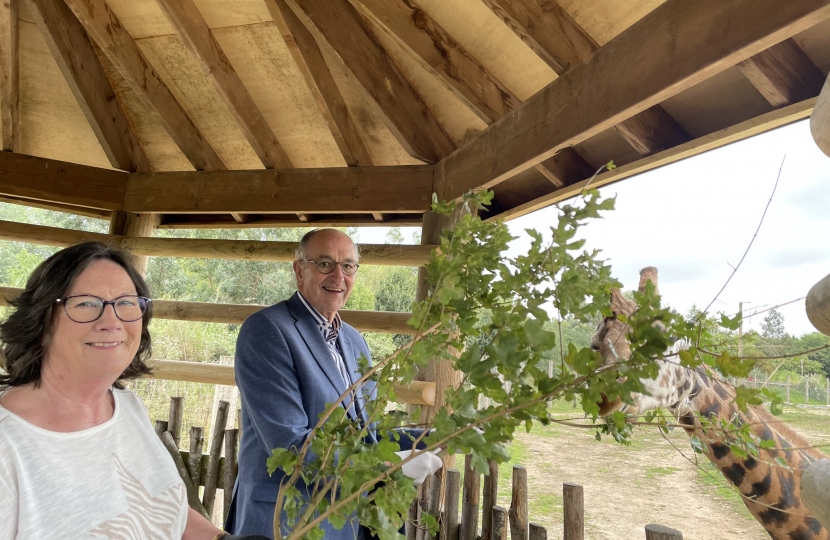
[294,229,360,262]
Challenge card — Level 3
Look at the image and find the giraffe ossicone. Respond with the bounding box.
[592,266,828,540]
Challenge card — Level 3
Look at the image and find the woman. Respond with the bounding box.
[0,242,264,540]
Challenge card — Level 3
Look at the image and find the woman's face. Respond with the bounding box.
[45,260,143,384]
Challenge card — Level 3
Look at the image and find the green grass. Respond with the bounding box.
[644,466,681,478]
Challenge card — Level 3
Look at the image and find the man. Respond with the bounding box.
[226,229,439,539]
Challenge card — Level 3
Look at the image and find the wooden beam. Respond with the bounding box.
[157,214,422,229]
[265,0,372,167]
[27,0,150,173]
[0,0,19,152]
[354,0,520,124]
[156,0,292,169]
[144,359,435,405]
[436,0,830,203]
[0,151,125,210]
[0,219,435,265]
[0,286,416,334]
[481,0,690,157]
[284,0,455,163]
[124,166,433,214]
[480,0,596,74]
[491,97,817,222]
[737,38,825,107]
[62,0,225,172]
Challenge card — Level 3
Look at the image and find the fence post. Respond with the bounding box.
[509,466,528,540]
[203,400,229,516]
[442,469,461,540]
[460,454,480,540]
[806,378,810,405]
[645,524,683,539]
[187,426,204,487]
[223,428,239,525]
[490,507,508,540]
[481,460,499,540]
[563,483,583,540]
[826,378,829,406]
[529,524,547,540]
[428,471,442,540]
[787,375,791,403]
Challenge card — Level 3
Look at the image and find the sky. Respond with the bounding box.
[354,119,830,337]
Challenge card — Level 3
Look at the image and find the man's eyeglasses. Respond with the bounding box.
[304,259,360,276]
[56,295,151,323]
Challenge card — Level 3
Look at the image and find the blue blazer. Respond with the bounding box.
[226,292,376,539]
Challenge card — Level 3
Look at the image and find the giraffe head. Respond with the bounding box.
[591,267,694,419]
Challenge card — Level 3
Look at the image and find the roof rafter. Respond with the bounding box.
[0,0,19,152]
[482,0,690,156]
[737,38,825,107]
[63,0,226,172]
[353,0,590,187]
[264,0,372,167]
[436,0,830,203]
[282,0,455,163]
[157,0,293,169]
[27,0,150,173]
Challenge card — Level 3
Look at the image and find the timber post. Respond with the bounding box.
[109,211,157,276]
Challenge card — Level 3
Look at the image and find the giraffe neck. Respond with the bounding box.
[673,368,828,540]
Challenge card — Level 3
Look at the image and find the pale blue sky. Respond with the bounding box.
[355,119,830,336]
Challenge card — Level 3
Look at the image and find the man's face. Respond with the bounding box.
[293,230,357,322]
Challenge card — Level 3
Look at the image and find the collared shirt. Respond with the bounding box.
[296,292,353,391]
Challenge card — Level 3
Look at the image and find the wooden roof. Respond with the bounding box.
[1,0,829,227]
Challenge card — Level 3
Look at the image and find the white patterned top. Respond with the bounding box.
[0,388,187,539]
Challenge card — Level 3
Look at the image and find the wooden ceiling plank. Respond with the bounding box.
[436,0,830,203]
[158,214,422,228]
[124,165,433,214]
[27,0,150,173]
[284,0,455,163]
[482,0,690,157]
[264,0,372,167]
[0,151,126,210]
[62,0,225,172]
[0,0,19,152]
[156,0,292,169]
[737,38,825,107]
[0,194,113,219]
[536,148,595,188]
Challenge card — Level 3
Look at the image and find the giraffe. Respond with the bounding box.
[591,267,829,540]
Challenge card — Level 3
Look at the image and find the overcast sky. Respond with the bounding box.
[355,119,830,336]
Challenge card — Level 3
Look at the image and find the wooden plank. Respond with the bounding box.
[509,466,528,540]
[460,454,480,540]
[737,38,825,107]
[0,151,126,210]
[156,0,292,169]
[0,0,19,152]
[265,0,372,167]
[27,0,150,173]
[490,507,507,540]
[63,0,225,172]
[436,0,830,203]
[442,469,460,540]
[612,105,691,156]
[284,0,455,163]
[124,166,433,214]
[0,219,434,265]
[481,459,499,540]
[491,97,817,222]
[157,214,422,229]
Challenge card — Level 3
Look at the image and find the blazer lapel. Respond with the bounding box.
[288,294,347,400]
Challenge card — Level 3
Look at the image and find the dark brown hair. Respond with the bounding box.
[0,241,153,388]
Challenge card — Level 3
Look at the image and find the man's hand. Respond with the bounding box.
[395,450,443,486]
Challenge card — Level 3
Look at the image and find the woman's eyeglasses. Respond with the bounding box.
[56,295,151,323]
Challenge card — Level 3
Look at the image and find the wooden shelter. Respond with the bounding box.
[1,0,830,407]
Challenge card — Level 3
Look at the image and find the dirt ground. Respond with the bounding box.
[503,421,770,540]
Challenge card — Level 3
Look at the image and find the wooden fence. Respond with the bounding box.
[156,397,686,538]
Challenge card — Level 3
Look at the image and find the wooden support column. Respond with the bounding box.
[0,0,19,152]
[109,211,156,276]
